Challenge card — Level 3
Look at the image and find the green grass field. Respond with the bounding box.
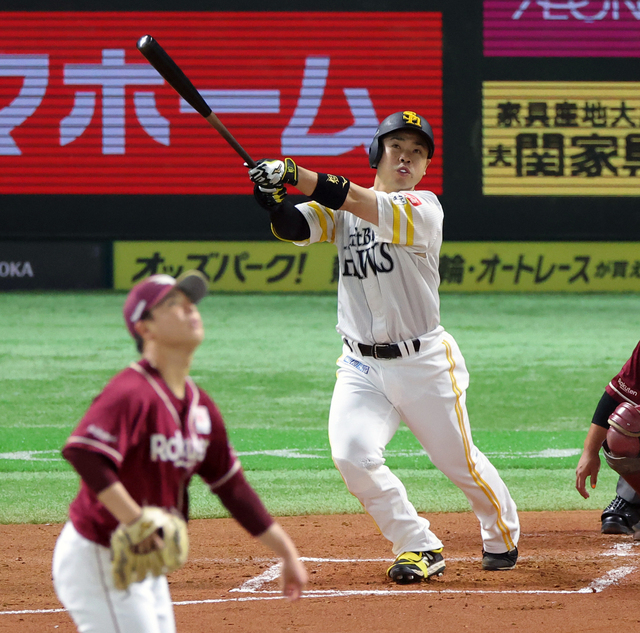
[1,292,638,524]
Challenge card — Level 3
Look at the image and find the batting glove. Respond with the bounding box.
[249,158,298,187]
[253,184,288,210]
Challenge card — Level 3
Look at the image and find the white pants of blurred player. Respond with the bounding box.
[330,325,520,556]
[53,522,175,633]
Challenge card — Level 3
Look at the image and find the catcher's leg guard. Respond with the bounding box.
[617,476,640,505]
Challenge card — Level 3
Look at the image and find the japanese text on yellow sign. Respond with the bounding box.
[114,241,338,292]
[439,242,640,291]
[483,82,640,195]
[115,241,640,293]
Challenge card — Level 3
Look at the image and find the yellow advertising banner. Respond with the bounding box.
[114,241,338,292]
[440,242,640,292]
[115,241,640,293]
[483,82,640,195]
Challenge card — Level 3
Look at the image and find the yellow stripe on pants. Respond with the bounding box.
[443,339,515,552]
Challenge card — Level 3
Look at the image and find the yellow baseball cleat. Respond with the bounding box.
[386,549,445,584]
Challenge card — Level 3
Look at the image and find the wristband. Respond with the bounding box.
[283,158,298,185]
[311,173,350,209]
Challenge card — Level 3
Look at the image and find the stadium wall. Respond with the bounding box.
[2,1,638,271]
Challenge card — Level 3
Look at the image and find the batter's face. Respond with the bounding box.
[374,131,431,193]
[137,288,204,351]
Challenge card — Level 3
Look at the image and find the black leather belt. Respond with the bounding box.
[353,339,421,360]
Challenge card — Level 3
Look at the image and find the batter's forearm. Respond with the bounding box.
[295,165,378,223]
[294,166,318,197]
[250,159,378,222]
[343,183,379,224]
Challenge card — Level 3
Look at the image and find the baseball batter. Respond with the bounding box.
[248,111,520,582]
[52,271,306,633]
[576,339,640,534]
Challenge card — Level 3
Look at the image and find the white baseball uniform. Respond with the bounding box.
[53,521,176,633]
[292,188,520,555]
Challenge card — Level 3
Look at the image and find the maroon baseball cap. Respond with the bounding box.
[123,270,208,337]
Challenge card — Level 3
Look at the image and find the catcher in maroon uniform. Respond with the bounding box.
[52,271,307,633]
[576,340,640,535]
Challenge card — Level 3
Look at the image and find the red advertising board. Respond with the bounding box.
[484,1,640,57]
[0,12,442,194]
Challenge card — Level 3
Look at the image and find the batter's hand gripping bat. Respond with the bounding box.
[136,34,256,168]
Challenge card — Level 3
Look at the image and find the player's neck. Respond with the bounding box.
[142,345,194,399]
[373,175,416,194]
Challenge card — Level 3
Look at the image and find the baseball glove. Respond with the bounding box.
[110,507,189,591]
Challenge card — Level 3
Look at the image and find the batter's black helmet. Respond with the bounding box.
[368,110,435,168]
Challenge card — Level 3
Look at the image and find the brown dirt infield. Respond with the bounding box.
[2,511,640,633]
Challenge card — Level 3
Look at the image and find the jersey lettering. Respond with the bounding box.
[150,430,210,469]
[618,378,639,397]
[87,424,117,444]
[347,227,375,248]
[342,242,394,279]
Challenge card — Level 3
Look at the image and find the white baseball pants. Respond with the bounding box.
[52,522,176,633]
[329,326,520,556]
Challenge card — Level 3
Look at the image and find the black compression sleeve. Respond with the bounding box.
[269,199,311,242]
[591,391,621,429]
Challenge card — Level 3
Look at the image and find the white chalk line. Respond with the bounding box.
[0,447,583,462]
[231,554,637,596]
[601,542,636,556]
[0,450,61,462]
[3,546,637,616]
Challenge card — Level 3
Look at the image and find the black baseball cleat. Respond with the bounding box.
[482,547,518,571]
[601,496,640,535]
[386,549,446,584]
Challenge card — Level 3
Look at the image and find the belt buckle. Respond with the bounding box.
[372,344,393,359]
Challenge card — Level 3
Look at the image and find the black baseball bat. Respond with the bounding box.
[136,34,256,168]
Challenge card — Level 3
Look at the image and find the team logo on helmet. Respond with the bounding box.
[402,111,422,127]
[368,110,434,168]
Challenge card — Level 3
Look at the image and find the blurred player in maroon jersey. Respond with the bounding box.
[52,271,307,633]
[576,340,640,534]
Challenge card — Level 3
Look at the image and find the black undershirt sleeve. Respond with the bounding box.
[591,391,621,429]
[269,199,311,242]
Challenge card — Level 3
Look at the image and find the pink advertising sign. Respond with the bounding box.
[484,1,640,56]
